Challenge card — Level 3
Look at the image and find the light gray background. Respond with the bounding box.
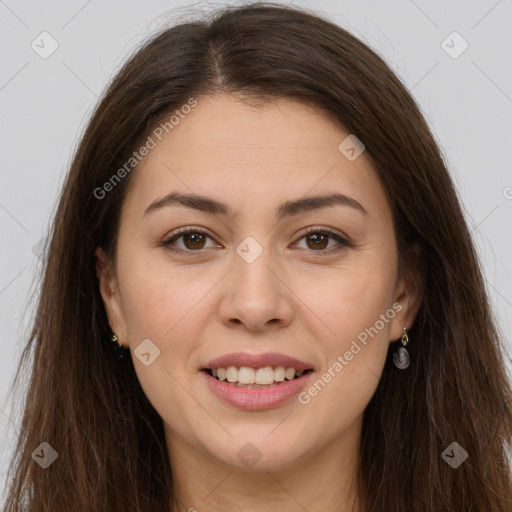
[1,0,511,499]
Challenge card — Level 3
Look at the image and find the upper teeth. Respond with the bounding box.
[211,366,305,384]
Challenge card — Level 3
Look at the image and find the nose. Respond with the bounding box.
[218,243,294,332]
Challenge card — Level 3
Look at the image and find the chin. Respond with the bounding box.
[203,433,314,473]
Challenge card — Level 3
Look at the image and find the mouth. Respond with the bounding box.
[202,366,314,388]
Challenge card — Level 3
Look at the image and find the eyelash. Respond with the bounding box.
[161,226,351,256]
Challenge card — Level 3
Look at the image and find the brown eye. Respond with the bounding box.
[162,228,217,253]
[296,228,349,253]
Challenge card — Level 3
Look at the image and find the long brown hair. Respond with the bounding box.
[4,2,512,510]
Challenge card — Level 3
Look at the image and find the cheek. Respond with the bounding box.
[117,248,204,340]
[116,250,206,425]
[309,254,397,393]
[297,271,394,435]
[322,262,396,343]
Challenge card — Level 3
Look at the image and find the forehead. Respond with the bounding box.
[122,93,390,222]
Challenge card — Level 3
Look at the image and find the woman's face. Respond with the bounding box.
[97,93,417,473]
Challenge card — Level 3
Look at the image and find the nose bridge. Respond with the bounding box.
[219,233,293,329]
[233,234,280,298]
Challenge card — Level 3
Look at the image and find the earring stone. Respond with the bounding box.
[393,327,410,370]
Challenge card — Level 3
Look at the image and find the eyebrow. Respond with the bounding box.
[143,191,368,220]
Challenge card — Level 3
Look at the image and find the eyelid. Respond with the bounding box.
[161,225,351,254]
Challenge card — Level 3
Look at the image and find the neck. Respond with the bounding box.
[166,416,363,512]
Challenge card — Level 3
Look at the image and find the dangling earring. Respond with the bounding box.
[110,332,130,361]
[393,327,410,369]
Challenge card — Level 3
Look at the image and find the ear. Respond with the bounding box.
[95,247,129,346]
[388,244,423,342]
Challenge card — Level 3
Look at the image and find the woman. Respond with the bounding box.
[4,2,512,510]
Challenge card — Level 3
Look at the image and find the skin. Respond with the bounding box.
[96,93,421,512]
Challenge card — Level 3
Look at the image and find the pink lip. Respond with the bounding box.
[203,352,313,371]
[200,370,313,410]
